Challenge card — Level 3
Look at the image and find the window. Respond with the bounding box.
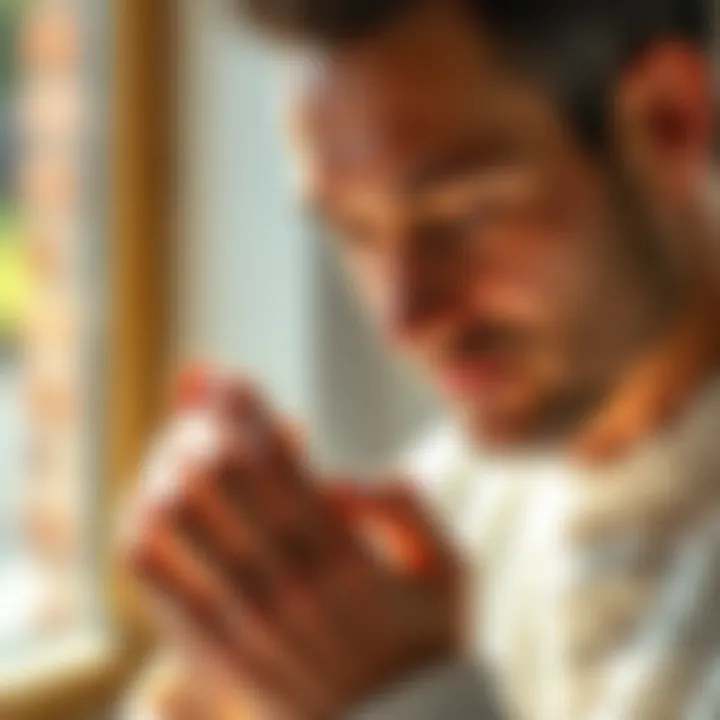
[0,0,174,715]
[0,0,107,669]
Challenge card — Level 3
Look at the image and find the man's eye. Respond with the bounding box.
[417,221,464,254]
[421,211,484,247]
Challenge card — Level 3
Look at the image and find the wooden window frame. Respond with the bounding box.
[0,0,175,716]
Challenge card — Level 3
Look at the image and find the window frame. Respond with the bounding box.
[0,0,176,715]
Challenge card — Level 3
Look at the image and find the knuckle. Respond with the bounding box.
[122,519,159,578]
[207,447,251,503]
[209,374,258,419]
[143,416,231,504]
[121,494,179,580]
[220,375,256,405]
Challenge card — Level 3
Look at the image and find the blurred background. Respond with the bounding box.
[0,0,438,716]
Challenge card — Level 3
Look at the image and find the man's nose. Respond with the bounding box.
[382,253,455,347]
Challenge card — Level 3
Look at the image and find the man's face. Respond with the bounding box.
[292,8,659,447]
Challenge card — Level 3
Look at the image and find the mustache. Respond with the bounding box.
[443,324,528,363]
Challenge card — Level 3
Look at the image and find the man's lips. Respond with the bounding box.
[436,354,512,398]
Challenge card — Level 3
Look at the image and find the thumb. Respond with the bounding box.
[325,480,453,581]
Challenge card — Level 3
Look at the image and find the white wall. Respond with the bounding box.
[176,0,438,472]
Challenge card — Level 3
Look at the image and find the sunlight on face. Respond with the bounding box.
[288,8,665,447]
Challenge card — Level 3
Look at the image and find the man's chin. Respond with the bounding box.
[454,388,550,451]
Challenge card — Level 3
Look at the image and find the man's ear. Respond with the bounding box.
[614,40,715,206]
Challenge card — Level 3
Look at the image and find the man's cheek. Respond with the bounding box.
[473,226,569,308]
[470,257,559,328]
[519,234,597,336]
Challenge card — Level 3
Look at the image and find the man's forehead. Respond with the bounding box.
[281,6,504,189]
[285,65,558,216]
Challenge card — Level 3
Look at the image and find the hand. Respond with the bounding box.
[123,371,461,720]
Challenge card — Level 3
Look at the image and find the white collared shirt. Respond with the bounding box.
[359,381,720,719]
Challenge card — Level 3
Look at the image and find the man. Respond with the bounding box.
[124,1,720,718]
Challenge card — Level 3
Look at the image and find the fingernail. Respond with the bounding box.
[175,363,214,410]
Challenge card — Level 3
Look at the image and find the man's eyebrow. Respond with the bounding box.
[402,138,517,195]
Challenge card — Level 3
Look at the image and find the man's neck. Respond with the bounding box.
[573,280,720,463]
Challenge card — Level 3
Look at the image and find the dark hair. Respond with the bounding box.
[237,0,712,149]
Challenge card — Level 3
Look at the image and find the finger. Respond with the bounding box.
[196,379,336,558]
[208,465,358,695]
[180,379,379,696]
[134,379,345,714]
[209,393,363,647]
[125,479,332,715]
[131,417,273,603]
[278,418,308,455]
[128,511,227,643]
[166,484,344,709]
[178,453,273,591]
[208,378,324,520]
[174,363,215,411]
[327,480,452,581]
[134,517,335,718]
[143,567,301,720]
[174,366,257,418]
[144,412,290,583]
[312,482,410,658]
[341,480,463,652]
[207,440,378,697]
[209,381,333,571]
[255,475,383,678]
[143,407,355,703]
[208,375,272,445]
